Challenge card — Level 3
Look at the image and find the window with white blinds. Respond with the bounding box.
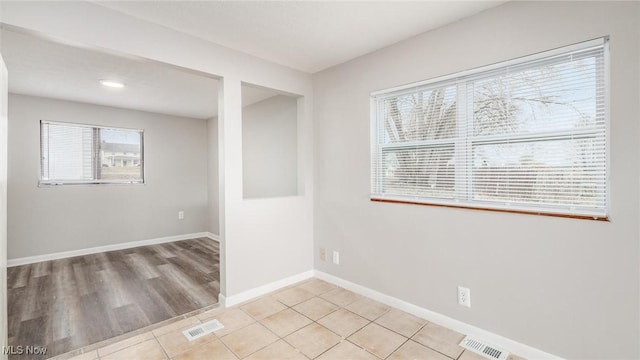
[371,38,608,219]
[40,121,144,185]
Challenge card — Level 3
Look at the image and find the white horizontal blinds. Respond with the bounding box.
[374,84,458,199]
[469,46,606,213]
[40,121,144,184]
[372,38,608,217]
[40,122,94,181]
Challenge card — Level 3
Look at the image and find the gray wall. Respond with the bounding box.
[8,94,208,259]
[207,116,219,235]
[242,95,298,199]
[0,57,8,360]
[313,2,639,359]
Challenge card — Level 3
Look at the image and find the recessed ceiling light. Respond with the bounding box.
[100,80,124,88]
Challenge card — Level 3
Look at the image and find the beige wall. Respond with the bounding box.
[7,94,209,259]
[313,1,639,358]
[242,95,298,199]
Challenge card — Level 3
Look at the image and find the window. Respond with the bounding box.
[371,38,608,219]
[40,121,144,185]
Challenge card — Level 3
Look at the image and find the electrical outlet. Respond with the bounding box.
[178,211,185,220]
[332,251,340,265]
[458,286,471,308]
[319,248,326,261]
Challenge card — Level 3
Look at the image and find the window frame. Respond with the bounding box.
[39,120,145,186]
[370,37,610,220]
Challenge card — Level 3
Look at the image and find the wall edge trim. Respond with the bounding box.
[7,232,210,267]
[206,232,221,242]
[223,270,315,307]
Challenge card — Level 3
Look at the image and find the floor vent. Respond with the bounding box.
[182,319,224,341]
[459,336,510,360]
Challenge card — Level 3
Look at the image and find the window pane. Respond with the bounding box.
[472,139,606,208]
[381,85,457,144]
[473,51,604,137]
[40,122,144,184]
[381,145,455,199]
[372,39,607,218]
[41,123,94,181]
[99,128,143,181]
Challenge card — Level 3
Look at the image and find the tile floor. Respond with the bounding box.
[57,278,524,360]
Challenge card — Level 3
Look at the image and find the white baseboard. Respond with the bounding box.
[7,232,211,267]
[206,232,221,242]
[223,270,315,307]
[314,270,563,360]
[218,293,227,307]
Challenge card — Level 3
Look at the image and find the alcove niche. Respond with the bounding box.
[241,83,301,199]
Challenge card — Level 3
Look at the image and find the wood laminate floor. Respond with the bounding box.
[7,238,220,359]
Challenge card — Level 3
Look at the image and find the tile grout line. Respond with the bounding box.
[211,301,286,359]
[328,303,396,359]
[274,300,330,359]
[382,337,411,360]
[239,286,347,359]
[285,293,374,359]
[409,322,463,360]
[309,339,342,359]
[280,285,391,359]
[152,330,172,360]
[291,285,443,360]
[240,295,317,359]
[214,331,241,360]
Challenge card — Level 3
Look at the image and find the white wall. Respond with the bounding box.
[243,95,298,199]
[7,94,208,259]
[1,1,314,300]
[313,2,639,359]
[219,78,313,298]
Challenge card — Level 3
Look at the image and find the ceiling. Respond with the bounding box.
[94,1,506,73]
[1,1,506,117]
[1,29,280,119]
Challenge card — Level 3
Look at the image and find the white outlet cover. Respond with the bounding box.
[332,251,340,265]
[178,211,185,220]
[458,286,471,308]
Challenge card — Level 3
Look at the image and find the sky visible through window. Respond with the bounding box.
[101,128,141,144]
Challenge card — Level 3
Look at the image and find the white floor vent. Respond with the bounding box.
[459,336,510,360]
[182,319,224,341]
